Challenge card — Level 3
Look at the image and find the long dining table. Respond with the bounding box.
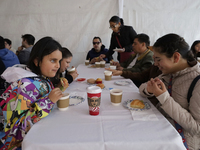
[22,63,186,150]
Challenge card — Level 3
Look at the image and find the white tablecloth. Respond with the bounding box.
[22,64,186,150]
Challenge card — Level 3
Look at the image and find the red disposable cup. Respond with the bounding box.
[87,86,102,115]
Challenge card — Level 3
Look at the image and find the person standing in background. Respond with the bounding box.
[99,16,137,63]
[16,34,35,64]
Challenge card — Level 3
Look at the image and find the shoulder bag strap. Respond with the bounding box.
[187,75,200,103]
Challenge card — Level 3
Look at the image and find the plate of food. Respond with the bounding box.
[113,48,124,52]
[77,78,86,82]
[69,96,85,106]
[114,80,131,86]
[123,99,151,111]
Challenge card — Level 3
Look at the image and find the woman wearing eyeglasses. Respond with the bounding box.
[99,16,137,63]
[86,37,113,64]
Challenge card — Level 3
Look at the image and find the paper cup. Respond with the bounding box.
[87,86,102,115]
[67,67,75,73]
[95,62,100,68]
[110,89,122,106]
[85,60,90,65]
[57,93,70,111]
[197,57,200,62]
[110,65,116,70]
[100,61,106,68]
[104,71,112,81]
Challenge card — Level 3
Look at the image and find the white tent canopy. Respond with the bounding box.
[0,0,200,67]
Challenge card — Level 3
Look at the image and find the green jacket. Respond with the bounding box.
[120,49,154,72]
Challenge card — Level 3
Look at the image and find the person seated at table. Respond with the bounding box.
[86,37,113,64]
[139,33,200,150]
[191,40,200,60]
[51,47,79,86]
[111,33,154,73]
[0,36,20,95]
[4,38,17,54]
[16,34,35,64]
[0,36,64,149]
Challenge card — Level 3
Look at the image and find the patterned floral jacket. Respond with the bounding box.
[0,66,55,150]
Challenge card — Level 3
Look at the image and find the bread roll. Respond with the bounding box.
[60,77,69,92]
[96,83,104,89]
[87,78,96,84]
[130,99,145,109]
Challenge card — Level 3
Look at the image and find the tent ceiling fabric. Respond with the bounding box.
[0,0,200,67]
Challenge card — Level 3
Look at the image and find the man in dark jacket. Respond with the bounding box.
[86,37,112,64]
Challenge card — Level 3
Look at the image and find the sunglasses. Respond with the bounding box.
[93,42,101,45]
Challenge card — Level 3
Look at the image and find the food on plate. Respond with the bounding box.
[87,78,96,84]
[77,78,86,82]
[60,77,69,92]
[90,65,96,68]
[96,83,105,89]
[130,99,145,109]
[95,78,102,84]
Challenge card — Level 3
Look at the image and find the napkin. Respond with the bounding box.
[131,109,158,121]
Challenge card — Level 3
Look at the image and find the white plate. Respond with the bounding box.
[113,48,124,52]
[114,80,131,86]
[123,99,151,111]
[69,96,85,106]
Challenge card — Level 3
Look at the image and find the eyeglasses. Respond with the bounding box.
[93,42,100,45]
[109,24,118,29]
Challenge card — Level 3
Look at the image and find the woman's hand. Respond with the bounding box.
[48,88,63,103]
[105,68,123,76]
[147,78,167,97]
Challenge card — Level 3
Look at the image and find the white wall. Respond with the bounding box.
[0,0,200,67]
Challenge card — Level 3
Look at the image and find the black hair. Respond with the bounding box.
[93,37,102,43]
[61,47,73,59]
[4,38,12,45]
[27,37,62,75]
[109,16,124,26]
[0,36,5,49]
[135,33,150,47]
[21,34,35,45]
[191,40,200,55]
[153,33,195,63]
